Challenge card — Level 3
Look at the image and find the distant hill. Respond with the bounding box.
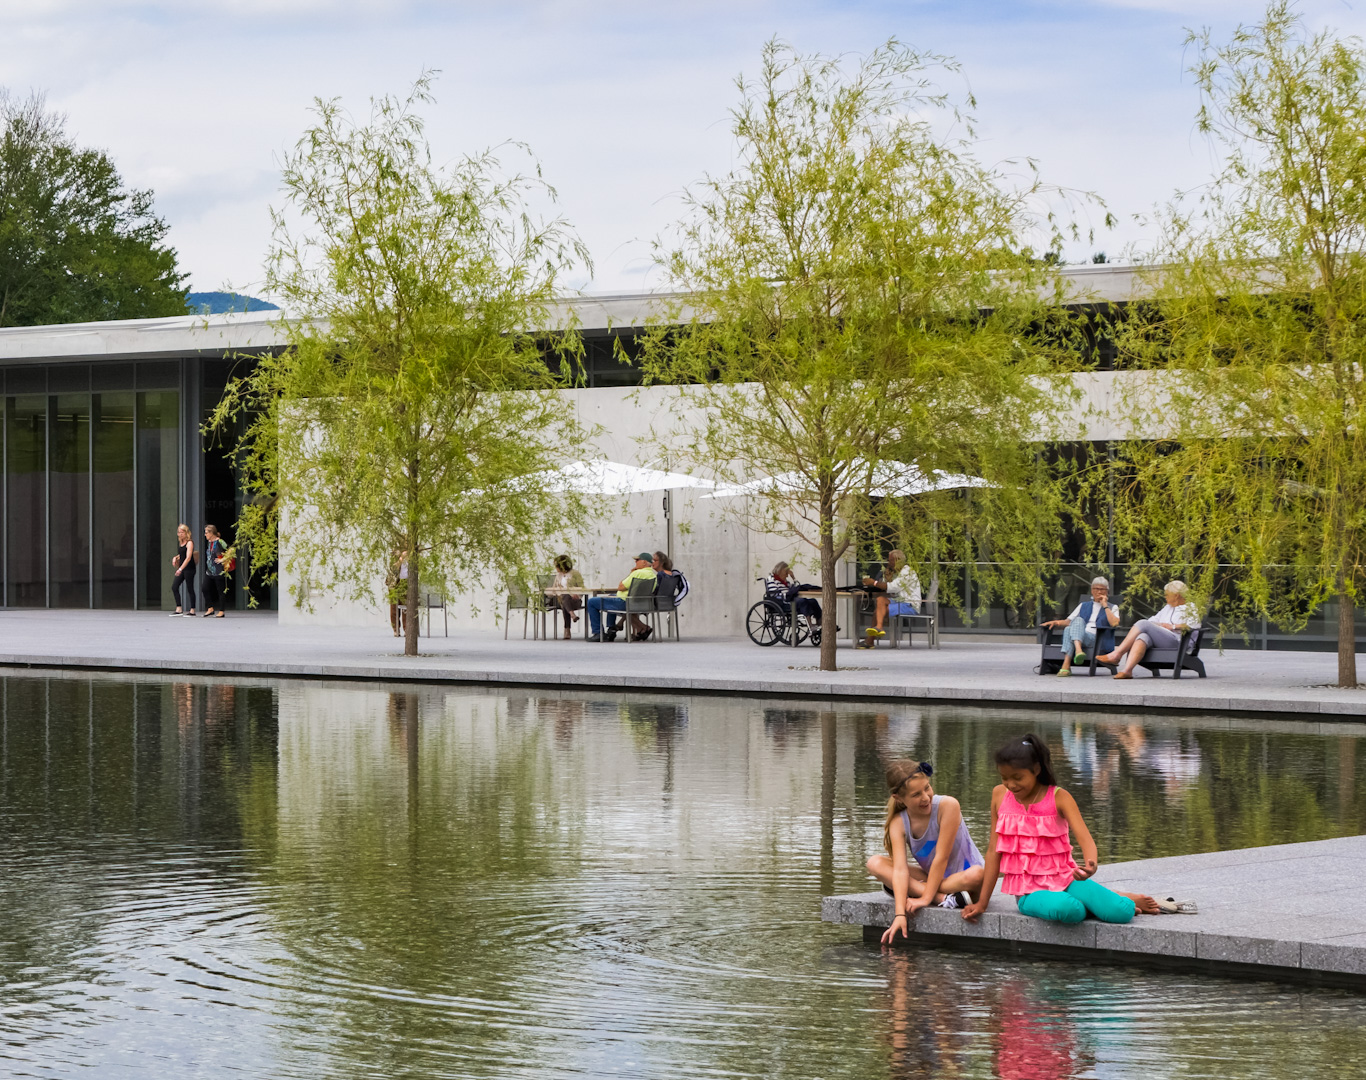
[186,291,280,315]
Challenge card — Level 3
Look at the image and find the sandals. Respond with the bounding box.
[1114,671,1133,680]
[1154,897,1198,914]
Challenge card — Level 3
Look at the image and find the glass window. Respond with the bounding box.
[136,391,179,609]
[50,394,91,607]
[94,392,135,608]
[6,396,47,606]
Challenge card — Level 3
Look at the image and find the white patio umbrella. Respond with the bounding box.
[704,461,991,499]
[539,460,716,495]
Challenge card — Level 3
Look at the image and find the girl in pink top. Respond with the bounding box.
[962,734,1136,925]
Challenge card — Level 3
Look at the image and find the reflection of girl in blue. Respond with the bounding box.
[867,760,985,943]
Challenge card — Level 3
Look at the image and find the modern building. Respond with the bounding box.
[0,266,1351,648]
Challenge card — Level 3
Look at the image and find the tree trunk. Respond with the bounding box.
[1338,585,1357,689]
[404,547,420,657]
[819,508,838,673]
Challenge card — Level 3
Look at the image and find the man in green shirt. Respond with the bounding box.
[587,552,657,641]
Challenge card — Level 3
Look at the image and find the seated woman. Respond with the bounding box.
[861,549,920,646]
[1097,580,1200,680]
[1040,576,1121,676]
[547,555,585,640]
[867,759,985,943]
[765,561,821,624]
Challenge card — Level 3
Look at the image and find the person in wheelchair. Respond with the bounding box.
[765,561,822,626]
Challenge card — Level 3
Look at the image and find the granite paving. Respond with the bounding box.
[822,835,1366,987]
[1,609,1366,719]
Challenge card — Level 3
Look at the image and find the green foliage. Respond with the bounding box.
[641,39,1098,668]
[210,75,593,654]
[1114,3,1366,683]
[0,91,187,326]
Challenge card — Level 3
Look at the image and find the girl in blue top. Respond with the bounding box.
[867,759,985,943]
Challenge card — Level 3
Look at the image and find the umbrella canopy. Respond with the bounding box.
[704,462,992,499]
[541,460,717,495]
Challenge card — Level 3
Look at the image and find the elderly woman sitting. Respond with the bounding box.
[1097,580,1200,680]
[1041,576,1121,676]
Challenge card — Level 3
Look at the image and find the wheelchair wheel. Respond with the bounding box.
[792,612,817,646]
[746,599,791,646]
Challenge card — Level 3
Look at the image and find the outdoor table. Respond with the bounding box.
[544,586,618,640]
[789,588,875,648]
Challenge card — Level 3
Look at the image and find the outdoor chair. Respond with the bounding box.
[421,590,449,638]
[653,580,681,641]
[610,576,657,643]
[504,582,545,640]
[890,579,939,649]
[1039,624,1109,676]
[1134,626,1207,678]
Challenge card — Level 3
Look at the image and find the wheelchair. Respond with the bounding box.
[746,583,822,647]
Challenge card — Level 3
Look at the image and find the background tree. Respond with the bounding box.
[642,40,1094,670]
[212,77,592,656]
[0,91,186,326]
[1114,3,1366,686]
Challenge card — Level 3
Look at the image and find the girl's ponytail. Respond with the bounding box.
[881,759,933,855]
[994,733,1057,787]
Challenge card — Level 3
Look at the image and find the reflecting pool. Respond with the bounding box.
[0,673,1364,1078]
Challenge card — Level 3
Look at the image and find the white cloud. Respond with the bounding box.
[3,1,1365,296]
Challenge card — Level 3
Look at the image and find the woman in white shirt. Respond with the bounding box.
[1097,580,1201,680]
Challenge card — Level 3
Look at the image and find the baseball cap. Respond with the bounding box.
[635,551,654,561]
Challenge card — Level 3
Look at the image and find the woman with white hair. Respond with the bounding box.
[1097,581,1200,680]
[1040,576,1120,676]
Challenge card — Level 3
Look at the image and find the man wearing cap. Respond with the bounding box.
[587,552,658,642]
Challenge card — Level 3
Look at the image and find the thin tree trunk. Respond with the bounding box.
[405,546,419,657]
[819,498,838,672]
[1338,584,1357,689]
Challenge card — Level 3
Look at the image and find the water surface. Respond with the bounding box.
[0,674,1363,1078]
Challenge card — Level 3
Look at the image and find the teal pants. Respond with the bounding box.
[1015,878,1135,924]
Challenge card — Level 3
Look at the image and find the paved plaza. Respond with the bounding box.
[823,835,1366,988]
[1,609,1364,718]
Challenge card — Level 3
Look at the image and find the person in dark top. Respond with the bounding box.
[202,524,228,618]
[170,523,196,617]
[764,561,821,624]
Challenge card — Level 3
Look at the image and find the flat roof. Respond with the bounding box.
[0,265,1143,366]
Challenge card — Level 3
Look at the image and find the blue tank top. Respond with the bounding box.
[901,795,985,874]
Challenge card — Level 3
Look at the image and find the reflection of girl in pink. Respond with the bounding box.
[995,981,1084,1080]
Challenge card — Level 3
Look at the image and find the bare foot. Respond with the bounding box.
[1121,891,1161,915]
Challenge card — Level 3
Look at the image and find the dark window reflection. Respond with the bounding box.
[50,394,91,607]
[93,393,135,608]
[6,396,47,606]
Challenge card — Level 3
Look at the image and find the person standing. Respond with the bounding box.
[202,525,228,618]
[170,524,196,617]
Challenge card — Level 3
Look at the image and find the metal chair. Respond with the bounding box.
[890,578,939,649]
[504,582,544,640]
[422,590,449,637]
[610,576,656,642]
[654,579,681,641]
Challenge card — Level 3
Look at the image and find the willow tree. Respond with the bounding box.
[211,78,591,655]
[641,40,1092,671]
[1114,4,1366,686]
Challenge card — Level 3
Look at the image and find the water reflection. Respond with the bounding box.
[0,673,1364,1078]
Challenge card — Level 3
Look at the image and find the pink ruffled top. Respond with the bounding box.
[995,786,1078,896]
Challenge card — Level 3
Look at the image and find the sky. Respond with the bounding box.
[2,0,1364,301]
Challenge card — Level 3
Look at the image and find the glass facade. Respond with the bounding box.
[1,364,184,610]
